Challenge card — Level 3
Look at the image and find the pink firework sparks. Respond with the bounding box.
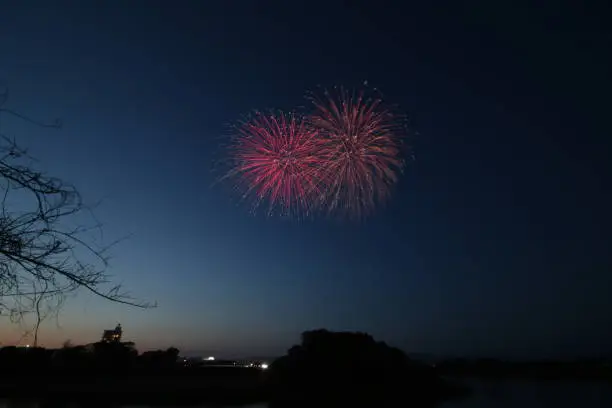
[308,88,405,218]
[228,111,326,216]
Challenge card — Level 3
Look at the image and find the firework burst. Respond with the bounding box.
[307,87,405,218]
[226,111,326,216]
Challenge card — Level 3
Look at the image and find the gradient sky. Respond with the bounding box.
[0,1,610,359]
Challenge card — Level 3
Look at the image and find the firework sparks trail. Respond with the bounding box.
[221,86,407,219]
[308,88,405,218]
[227,111,327,216]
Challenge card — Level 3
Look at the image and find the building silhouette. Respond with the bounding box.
[101,323,122,343]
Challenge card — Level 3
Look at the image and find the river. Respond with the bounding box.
[2,379,611,407]
[442,378,612,407]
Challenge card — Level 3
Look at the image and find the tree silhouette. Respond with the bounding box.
[0,87,154,341]
[267,329,467,407]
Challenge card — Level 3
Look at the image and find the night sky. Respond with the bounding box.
[0,1,610,359]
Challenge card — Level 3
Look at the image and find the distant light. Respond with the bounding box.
[261,363,268,369]
[206,356,215,361]
[25,345,30,348]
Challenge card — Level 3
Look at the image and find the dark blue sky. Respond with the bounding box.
[0,1,610,358]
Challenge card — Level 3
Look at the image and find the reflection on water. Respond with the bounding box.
[2,381,612,408]
[442,378,612,408]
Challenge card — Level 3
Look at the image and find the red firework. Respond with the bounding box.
[308,87,405,218]
[227,111,325,216]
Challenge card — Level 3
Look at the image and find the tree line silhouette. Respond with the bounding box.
[0,341,180,374]
[0,330,471,407]
[0,340,264,406]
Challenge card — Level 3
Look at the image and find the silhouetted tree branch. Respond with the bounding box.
[0,88,154,337]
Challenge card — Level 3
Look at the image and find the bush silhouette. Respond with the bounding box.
[267,329,465,407]
[139,347,180,370]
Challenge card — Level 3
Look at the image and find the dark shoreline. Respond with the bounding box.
[0,368,269,406]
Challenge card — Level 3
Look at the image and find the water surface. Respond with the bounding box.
[442,378,611,408]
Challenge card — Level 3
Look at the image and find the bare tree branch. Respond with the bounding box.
[0,88,155,344]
